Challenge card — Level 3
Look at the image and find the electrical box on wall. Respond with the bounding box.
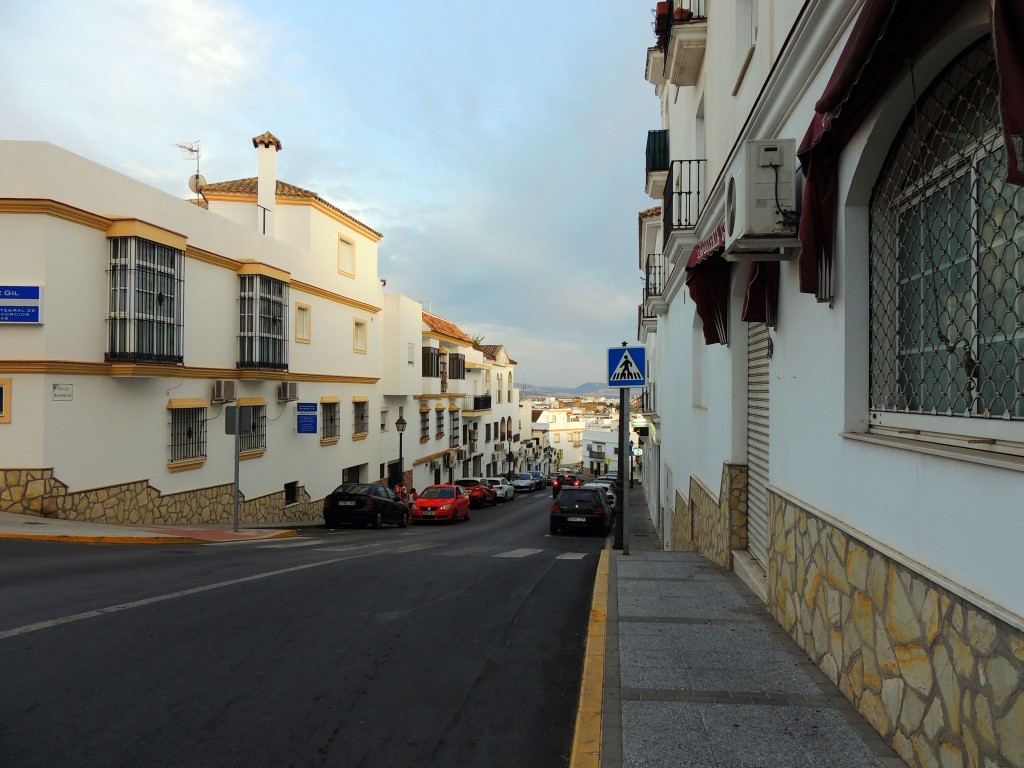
[723,139,801,262]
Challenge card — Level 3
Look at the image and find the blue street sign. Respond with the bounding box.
[607,347,646,387]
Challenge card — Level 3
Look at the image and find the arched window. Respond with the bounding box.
[869,38,1024,440]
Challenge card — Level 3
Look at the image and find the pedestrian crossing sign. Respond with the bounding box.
[607,346,646,387]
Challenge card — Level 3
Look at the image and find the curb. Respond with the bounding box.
[0,532,207,545]
[570,540,610,768]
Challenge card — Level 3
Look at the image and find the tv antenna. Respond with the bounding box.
[174,140,206,203]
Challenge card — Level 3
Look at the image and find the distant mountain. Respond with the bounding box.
[522,381,619,398]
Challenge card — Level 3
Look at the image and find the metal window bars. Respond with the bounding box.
[870,39,1024,420]
[238,274,288,370]
[322,402,340,440]
[239,406,267,452]
[662,159,707,248]
[169,407,207,462]
[353,402,369,435]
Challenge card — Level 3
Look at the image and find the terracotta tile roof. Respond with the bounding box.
[422,311,473,343]
[639,206,661,218]
[476,344,501,360]
[252,131,282,150]
[201,177,382,238]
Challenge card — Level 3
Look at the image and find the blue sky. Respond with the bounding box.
[2,0,659,387]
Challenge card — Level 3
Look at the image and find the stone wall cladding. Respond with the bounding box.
[767,490,1024,768]
[687,464,748,569]
[0,468,323,526]
[669,488,692,551]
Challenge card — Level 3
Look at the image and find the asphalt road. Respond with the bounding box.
[0,489,604,768]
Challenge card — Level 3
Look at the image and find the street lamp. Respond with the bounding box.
[395,416,407,483]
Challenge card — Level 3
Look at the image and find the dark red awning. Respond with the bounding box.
[741,261,779,327]
[685,223,730,345]
[797,0,1022,303]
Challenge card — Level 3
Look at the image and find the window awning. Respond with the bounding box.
[685,223,730,345]
[741,261,778,327]
[797,0,1022,304]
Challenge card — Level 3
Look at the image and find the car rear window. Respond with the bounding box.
[516,474,532,480]
[420,486,454,498]
[557,489,600,503]
[454,479,479,487]
[333,483,371,494]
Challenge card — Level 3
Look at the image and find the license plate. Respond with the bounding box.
[421,510,435,517]
[338,501,355,506]
[568,516,586,522]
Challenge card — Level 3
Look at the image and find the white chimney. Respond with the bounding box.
[252,131,282,237]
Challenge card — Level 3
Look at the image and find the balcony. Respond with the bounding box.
[463,395,492,412]
[638,303,657,343]
[662,159,706,249]
[659,1,707,87]
[588,448,606,461]
[644,254,664,300]
[638,383,658,417]
[646,130,669,198]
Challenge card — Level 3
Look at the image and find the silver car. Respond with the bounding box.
[510,473,535,493]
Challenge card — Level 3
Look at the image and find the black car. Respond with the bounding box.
[552,472,582,497]
[323,483,409,529]
[550,487,612,536]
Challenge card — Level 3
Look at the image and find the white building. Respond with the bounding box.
[0,135,519,524]
[634,2,1023,766]
[531,408,586,470]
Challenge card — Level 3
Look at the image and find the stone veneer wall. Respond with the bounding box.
[687,463,748,568]
[0,468,323,526]
[767,490,1024,768]
[669,488,691,551]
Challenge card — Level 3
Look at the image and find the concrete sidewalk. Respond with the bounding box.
[600,485,906,768]
[0,511,300,544]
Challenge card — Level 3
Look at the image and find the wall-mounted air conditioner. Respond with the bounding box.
[278,381,298,402]
[723,139,801,262]
[457,448,467,461]
[443,452,454,468]
[212,380,236,403]
[429,460,440,471]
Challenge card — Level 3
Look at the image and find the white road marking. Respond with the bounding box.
[556,553,588,560]
[0,550,382,641]
[493,548,544,558]
[259,539,327,549]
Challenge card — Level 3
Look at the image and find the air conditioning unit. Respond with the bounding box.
[278,381,298,402]
[429,460,440,471]
[457,448,467,461]
[723,139,801,262]
[443,452,454,468]
[212,380,236,403]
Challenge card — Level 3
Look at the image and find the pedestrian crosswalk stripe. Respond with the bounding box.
[556,553,588,560]
[261,539,325,549]
[493,548,544,558]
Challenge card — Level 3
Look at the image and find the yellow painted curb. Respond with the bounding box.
[570,541,610,768]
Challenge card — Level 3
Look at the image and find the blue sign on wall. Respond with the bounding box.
[296,402,318,434]
[0,286,43,324]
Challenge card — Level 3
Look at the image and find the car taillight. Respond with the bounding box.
[551,504,560,513]
[365,497,375,508]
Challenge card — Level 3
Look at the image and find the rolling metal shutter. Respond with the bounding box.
[746,322,771,571]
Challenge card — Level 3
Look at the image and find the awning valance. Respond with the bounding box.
[797,0,1023,303]
[741,261,779,327]
[685,223,730,345]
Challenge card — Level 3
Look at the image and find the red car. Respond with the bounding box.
[410,484,471,524]
[453,478,498,508]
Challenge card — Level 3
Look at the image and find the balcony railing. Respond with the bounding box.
[588,448,606,460]
[646,130,669,174]
[645,253,664,299]
[654,1,708,50]
[663,159,706,248]
[463,395,492,412]
[638,383,657,415]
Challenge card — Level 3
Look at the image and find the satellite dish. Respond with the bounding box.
[188,173,207,193]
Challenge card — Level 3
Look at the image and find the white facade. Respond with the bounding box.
[636,2,1023,764]
[0,138,518,523]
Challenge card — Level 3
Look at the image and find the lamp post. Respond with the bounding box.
[395,416,407,484]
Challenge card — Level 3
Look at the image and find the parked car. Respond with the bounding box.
[527,470,544,489]
[583,481,616,511]
[545,472,560,487]
[323,482,409,529]
[454,478,498,508]
[410,484,470,524]
[510,473,536,493]
[550,487,612,536]
[484,477,515,502]
[552,472,582,497]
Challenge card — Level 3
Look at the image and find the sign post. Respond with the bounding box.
[225,406,252,533]
[608,343,646,555]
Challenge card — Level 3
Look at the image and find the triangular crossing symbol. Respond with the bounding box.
[610,349,641,382]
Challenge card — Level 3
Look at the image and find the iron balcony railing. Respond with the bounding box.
[645,253,664,300]
[464,395,492,411]
[646,130,669,175]
[588,448,606,460]
[662,159,707,248]
[638,383,657,414]
[654,0,708,49]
